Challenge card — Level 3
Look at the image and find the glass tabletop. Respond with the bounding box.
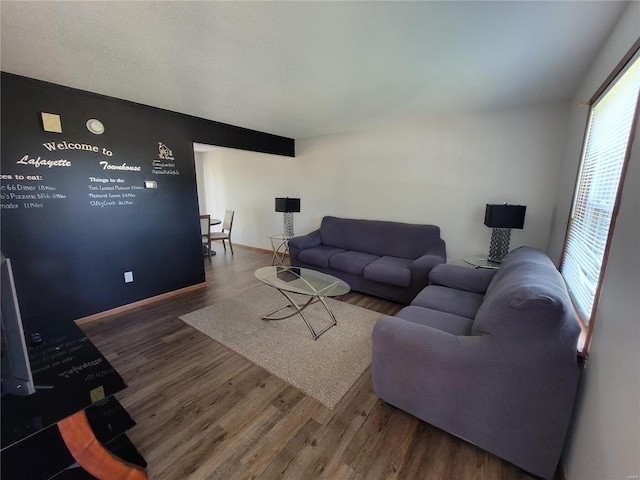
[255,266,350,297]
[463,256,501,269]
[267,233,295,240]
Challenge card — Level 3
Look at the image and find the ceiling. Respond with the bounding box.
[0,1,628,140]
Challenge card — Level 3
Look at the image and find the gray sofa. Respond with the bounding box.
[288,216,446,304]
[372,246,581,480]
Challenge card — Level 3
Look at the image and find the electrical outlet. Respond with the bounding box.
[240,228,244,234]
[124,271,133,283]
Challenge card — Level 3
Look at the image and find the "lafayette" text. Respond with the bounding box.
[17,154,71,168]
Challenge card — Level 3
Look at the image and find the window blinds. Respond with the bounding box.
[561,54,640,323]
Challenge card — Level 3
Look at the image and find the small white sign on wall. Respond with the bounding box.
[41,112,62,133]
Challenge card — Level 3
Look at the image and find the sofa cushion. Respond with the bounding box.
[473,247,580,344]
[396,306,473,336]
[319,216,443,259]
[297,245,346,269]
[473,275,576,342]
[411,285,484,319]
[483,246,553,299]
[329,251,379,275]
[364,256,413,288]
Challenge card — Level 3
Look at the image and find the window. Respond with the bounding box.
[561,43,640,354]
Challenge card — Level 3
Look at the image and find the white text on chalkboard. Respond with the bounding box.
[17,154,71,168]
[99,161,141,172]
[42,141,111,155]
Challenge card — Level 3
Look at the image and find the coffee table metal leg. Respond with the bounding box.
[262,289,337,340]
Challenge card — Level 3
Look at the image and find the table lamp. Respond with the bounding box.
[484,204,526,263]
[275,197,300,236]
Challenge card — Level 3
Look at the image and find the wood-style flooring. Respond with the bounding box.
[80,246,555,480]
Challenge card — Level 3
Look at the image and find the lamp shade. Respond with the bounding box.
[484,204,526,229]
[275,197,300,213]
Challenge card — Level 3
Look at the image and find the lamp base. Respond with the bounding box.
[488,228,511,263]
[283,212,294,236]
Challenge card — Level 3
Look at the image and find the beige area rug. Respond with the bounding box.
[179,285,380,409]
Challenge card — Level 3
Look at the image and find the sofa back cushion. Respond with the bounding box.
[483,246,552,299]
[472,247,580,348]
[319,216,442,260]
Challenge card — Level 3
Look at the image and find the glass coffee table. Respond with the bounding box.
[254,266,351,340]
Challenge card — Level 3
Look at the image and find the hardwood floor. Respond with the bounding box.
[80,247,551,480]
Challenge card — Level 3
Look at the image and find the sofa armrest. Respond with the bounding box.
[410,239,446,275]
[373,315,480,372]
[428,263,497,294]
[372,315,491,407]
[288,230,321,264]
[410,254,445,277]
[288,230,321,251]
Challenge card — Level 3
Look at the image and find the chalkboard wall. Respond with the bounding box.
[1,73,294,333]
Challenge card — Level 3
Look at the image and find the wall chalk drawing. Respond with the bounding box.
[1,73,294,333]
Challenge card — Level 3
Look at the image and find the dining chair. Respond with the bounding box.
[200,214,212,258]
[210,210,234,254]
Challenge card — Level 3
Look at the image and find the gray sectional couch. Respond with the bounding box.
[372,246,582,480]
[288,216,447,304]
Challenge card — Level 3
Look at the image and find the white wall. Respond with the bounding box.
[196,146,305,245]
[197,101,569,264]
[194,150,207,214]
[549,3,640,479]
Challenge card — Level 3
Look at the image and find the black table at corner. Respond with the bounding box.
[1,321,147,480]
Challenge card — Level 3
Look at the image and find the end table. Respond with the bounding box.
[463,256,501,269]
[268,233,295,266]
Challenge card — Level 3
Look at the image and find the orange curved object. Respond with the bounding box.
[58,410,147,480]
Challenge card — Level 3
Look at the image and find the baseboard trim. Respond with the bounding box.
[74,282,207,325]
[234,243,289,257]
[234,243,271,255]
